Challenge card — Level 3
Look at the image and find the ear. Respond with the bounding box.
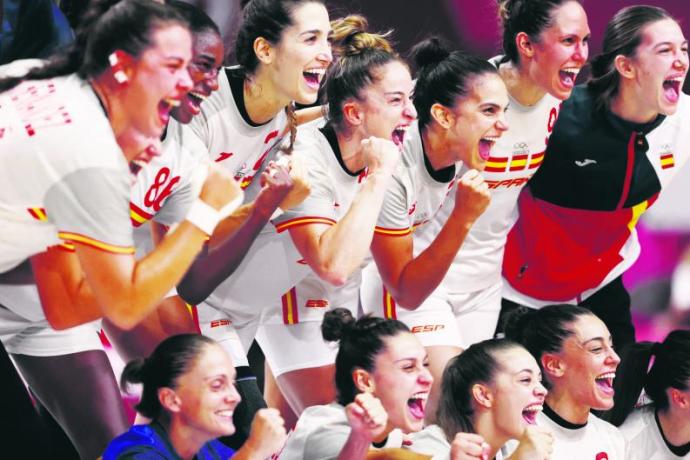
[254,37,274,65]
[670,388,690,409]
[515,31,535,59]
[614,54,636,80]
[109,50,134,86]
[471,383,493,409]
[342,100,363,126]
[541,353,565,379]
[353,368,375,394]
[158,387,182,414]
[430,103,454,130]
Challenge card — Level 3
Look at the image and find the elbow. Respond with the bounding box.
[176,281,207,307]
[315,263,349,287]
[387,289,422,311]
[103,308,141,331]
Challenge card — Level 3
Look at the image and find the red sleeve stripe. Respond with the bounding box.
[383,286,397,320]
[58,231,135,255]
[130,202,153,227]
[374,226,412,236]
[27,207,48,221]
[274,216,337,233]
[281,287,299,325]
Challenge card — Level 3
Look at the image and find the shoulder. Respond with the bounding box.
[103,424,168,460]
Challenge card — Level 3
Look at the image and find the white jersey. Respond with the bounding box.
[409,424,505,460]
[415,56,561,292]
[531,409,625,460]
[620,405,690,460]
[0,70,132,273]
[185,66,288,191]
[278,403,404,460]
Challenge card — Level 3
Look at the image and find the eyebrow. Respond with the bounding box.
[513,368,535,375]
[581,336,611,346]
[653,41,688,49]
[300,29,325,37]
[384,91,406,97]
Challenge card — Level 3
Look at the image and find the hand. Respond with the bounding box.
[360,137,400,177]
[244,408,287,459]
[278,155,311,211]
[450,432,491,460]
[255,161,294,218]
[452,169,490,224]
[199,162,243,211]
[345,392,388,442]
[509,425,553,460]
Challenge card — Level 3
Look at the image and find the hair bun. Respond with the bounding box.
[321,307,356,342]
[410,36,451,70]
[330,15,393,56]
[503,306,538,342]
[496,0,514,23]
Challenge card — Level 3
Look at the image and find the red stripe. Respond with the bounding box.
[190,305,202,334]
[616,133,637,210]
[27,208,41,220]
[129,202,154,220]
[660,153,674,160]
[661,163,674,170]
[484,166,507,173]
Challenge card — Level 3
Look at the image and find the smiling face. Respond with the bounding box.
[368,332,433,433]
[625,18,689,117]
[527,1,590,100]
[125,24,193,145]
[552,314,620,411]
[171,344,241,440]
[488,346,547,440]
[268,2,332,105]
[446,72,510,169]
[351,60,417,147]
[172,29,224,124]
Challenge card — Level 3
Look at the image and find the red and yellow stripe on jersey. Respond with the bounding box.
[382,286,397,320]
[281,287,299,325]
[58,231,135,255]
[660,153,675,170]
[27,207,48,221]
[275,216,336,233]
[130,202,154,227]
[484,151,544,173]
[374,220,428,237]
[528,152,545,169]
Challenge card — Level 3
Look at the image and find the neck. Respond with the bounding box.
[421,125,454,171]
[546,388,590,425]
[163,417,211,460]
[499,60,546,107]
[244,67,291,124]
[658,406,690,447]
[474,412,506,459]
[610,83,659,124]
[335,128,367,173]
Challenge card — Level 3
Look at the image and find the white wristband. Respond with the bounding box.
[186,199,221,236]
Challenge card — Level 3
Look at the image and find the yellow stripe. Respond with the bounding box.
[34,208,48,221]
[627,201,649,232]
[374,227,412,236]
[275,217,335,232]
[510,159,528,167]
[58,232,135,254]
[385,291,394,319]
[286,290,295,324]
[661,157,675,166]
[130,209,148,224]
[486,161,508,168]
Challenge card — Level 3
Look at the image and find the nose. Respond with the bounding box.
[606,347,621,367]
[318,40,333,66]
[404,98,417,120]
[207,70,220,92]
[534,381,548,398]
[227,384,242,405]
[573,41,588,63]
[496,112,509,132]
[178,68,193,92]
[673,51,688,71]
[419,367,433,385]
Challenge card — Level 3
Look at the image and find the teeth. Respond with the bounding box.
[596,372,616,380]
[304,68,326,76]
[481,136,498,142]
[561,67,580,76]
[216,410,234,417]
[410,392,428,401]
[523,403,543,412]
[163,98,181,108]
[189,91,206,101]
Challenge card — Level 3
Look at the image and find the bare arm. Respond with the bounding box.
[372,170,490,309]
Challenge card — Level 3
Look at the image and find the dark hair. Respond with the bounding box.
[325,15,402,130]
[410,37,498,129]
[0,0,188,92]
[120,334,217,419]
[437,339,522,439]
[234,0,325,77]
[322,308,410,406]
[588,5,675,110]
[168,0,220,36]
[504,304,595,388]
[606,330,690,426]
[497,0,581,64]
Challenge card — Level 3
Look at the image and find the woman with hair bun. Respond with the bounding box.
[104,334,287,460]
[411,339,552,460]
[279,308,433,460]
[606,330,690,459]
[409,0,589,354]
[504,305,625,459]
[502,5,690,352]
[250,13,417,425]
[360,36,509,421]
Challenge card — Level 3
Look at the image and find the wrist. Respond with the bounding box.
[185,199,222,236]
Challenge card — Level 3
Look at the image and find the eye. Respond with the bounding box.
[520,377,532,384]
[589,347,603,353]
[562,37,575,45]
[659,48,672,54]
[483,107,497,115]
[210,379,225,391]
[388,97,403,105]
[304,34,318,44]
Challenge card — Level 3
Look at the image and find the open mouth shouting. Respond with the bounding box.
[158,97,181,127]
[594,372,616,397]
[185,91,208,115]
[663,75,684,104]
[391,124,410,147]
[559,67,580,89]
[478,136,499,161]
[303,67,326,91]
[407,391,429,421]
[521,402,543,425]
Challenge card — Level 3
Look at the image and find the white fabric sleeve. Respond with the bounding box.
[374,174,413,235]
